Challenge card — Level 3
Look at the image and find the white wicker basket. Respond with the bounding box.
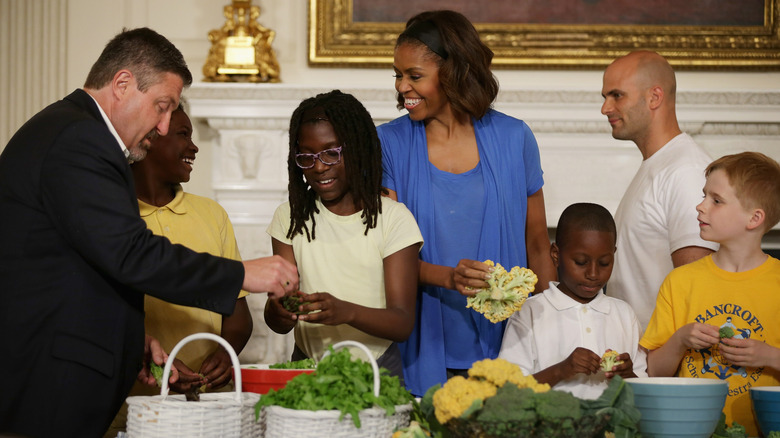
[261,340,413,438]
[126,332,262,438]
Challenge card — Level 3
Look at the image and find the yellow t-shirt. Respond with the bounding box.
[641,255,780,436]
[139,186,248,374]
[267,196,423,361]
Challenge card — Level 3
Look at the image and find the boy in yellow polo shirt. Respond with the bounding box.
[641,151,780,436]
[132,104,252,391]
[106,104,252,437]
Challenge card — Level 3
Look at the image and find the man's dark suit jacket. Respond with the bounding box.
[0,89,246,437]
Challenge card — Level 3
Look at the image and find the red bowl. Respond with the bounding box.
[235,365,315,394]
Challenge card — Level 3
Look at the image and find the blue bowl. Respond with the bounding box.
[626,377,728,438]
[751,386,780,437]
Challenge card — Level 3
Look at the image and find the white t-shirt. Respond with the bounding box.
[498,282,647,400]
[267,196,423,360]
[609,133,718,331]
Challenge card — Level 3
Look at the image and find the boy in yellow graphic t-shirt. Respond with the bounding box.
[641,152,780,436]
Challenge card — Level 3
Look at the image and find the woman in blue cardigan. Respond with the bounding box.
[377,9,556,397]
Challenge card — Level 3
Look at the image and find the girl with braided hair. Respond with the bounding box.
[264,90,423,379]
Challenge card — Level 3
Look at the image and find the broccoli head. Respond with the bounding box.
[477,383,537,422]
[475,384,537,437]
[534,389,582,437]
[600,349,624,372]
[719,326,736,339]
[466,260,537,323]
[724,421,747,438]
[534,389,582,422]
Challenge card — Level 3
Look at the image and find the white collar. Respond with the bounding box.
[86,91,129,160]
[544,281,610,314]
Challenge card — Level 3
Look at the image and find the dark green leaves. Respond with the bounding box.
[580,376,641,438]
[280,295,310,314]
[268,358,316,369]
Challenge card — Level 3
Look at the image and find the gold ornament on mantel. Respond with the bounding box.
[203,0,280,83]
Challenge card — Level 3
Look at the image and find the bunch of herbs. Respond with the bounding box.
[255,346,413,427]
[268,357,316,369]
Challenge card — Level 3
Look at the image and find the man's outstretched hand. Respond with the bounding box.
[242,255,299,299]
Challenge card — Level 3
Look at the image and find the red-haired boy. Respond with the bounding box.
[641,152,780,435]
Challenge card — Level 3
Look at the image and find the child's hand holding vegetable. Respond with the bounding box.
[295,291,353,326]
[279,292,311,316]
[561,347,602,377]
[676,322,721,350]
[264,291,310,335]
[199,346,233,390]
[601,350,636,379]
[167,358,204,396]
[719,336,780,369]
[535,347,601,387]
[137,334,178,387]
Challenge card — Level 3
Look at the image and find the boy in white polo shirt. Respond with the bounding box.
[499,203,647,400]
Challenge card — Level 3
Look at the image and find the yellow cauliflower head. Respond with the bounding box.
[600,349,624,372]
[431,358,552,425]
[432,376,497,424]
[469,358,551,393]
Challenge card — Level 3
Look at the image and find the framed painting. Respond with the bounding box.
[308,0,780,69]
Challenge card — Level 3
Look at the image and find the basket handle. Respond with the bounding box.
[320,340,380,398]
[159,332,242,403]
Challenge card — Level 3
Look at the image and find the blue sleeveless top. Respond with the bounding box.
[430,161,485,368]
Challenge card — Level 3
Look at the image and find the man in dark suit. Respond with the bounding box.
[0,28,298,438]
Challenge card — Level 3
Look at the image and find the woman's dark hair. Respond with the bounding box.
[286,90,385,241]
[395,10,498,120]
[84,27,192,92]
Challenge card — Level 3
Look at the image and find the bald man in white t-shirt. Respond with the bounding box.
[600,51,718,331]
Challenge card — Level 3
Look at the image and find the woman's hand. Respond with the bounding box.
[452,259,492,296]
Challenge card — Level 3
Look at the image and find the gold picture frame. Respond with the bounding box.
[308,0,780,70]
